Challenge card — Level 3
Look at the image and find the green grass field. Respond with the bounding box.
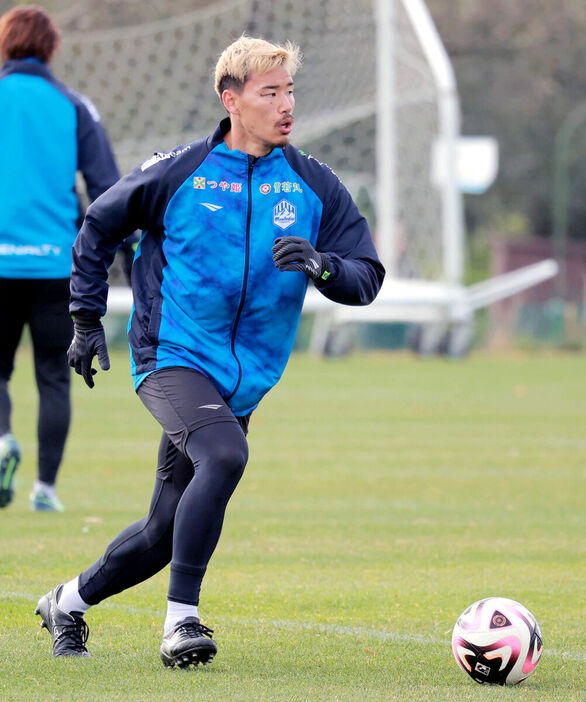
[0,347,584,701]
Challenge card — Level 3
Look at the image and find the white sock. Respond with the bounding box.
[164,600,199,635]
[57,576,91,615]
[34,481,57,498]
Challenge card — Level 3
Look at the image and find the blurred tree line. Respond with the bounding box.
[427,0,586,243]
[1,0,584,244]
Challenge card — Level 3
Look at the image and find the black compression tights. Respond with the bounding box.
[78,421,248,606]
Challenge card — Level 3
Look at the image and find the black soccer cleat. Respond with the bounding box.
[35,585,90,657]
[160,616,217,668]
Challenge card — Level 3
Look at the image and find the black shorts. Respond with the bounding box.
[0,277,72,379]
[137,366,250,456]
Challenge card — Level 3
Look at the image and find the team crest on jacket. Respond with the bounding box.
[273,200,296,230]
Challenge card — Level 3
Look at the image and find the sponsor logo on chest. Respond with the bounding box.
[193,177,243,192]
[259,181,303,194]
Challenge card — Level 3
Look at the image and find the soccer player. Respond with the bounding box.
[0,6,126,511]
[35,36,385,666]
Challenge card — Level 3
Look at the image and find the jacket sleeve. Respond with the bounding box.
[315,176,385,305]
[75,95,120,201]
[70,165,165,317]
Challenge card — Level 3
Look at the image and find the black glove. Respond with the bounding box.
[272,236,332,282]
[67,314,110,389]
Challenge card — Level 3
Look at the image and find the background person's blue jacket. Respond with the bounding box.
[0,58,120,279]
[70,119,385,415]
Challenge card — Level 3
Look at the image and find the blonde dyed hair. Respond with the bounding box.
[214,35,302,98]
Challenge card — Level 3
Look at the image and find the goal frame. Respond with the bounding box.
[376,0,464,285]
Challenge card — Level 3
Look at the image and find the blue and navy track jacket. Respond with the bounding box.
[0,58,120,279]
[71,118,385,415]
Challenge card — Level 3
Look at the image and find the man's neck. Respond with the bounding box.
[223,129,272,158]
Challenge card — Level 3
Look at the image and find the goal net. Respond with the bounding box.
[54,0,462,285]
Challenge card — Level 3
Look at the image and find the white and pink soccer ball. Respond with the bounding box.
[452,597,543,685]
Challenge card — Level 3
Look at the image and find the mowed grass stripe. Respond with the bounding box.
[0,348,584,701]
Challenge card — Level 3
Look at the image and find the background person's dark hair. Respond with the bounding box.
[0,5,61,63]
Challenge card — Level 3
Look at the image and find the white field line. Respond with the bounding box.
[6,590,584,662]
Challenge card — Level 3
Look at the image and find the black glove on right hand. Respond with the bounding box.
[272,235,332,282]
[67,314,110,389]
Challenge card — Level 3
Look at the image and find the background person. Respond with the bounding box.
[35,35,385,666]
[0,5,126,511]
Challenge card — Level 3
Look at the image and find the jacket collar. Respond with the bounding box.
[207,117,287,161]
[1,58,54,81]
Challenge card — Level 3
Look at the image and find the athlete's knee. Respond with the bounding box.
[212,436,248,484]
[186,424,248,486]
[35,358,70,394]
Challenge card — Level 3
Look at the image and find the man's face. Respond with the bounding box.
[225,66,295,155]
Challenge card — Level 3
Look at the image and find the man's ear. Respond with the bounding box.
[221,89,239,115]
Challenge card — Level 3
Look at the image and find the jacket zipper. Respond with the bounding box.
[226,155,257,401]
